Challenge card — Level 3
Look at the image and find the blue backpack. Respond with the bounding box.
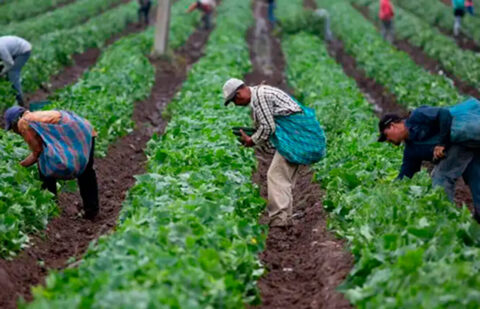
[449,97,480,148]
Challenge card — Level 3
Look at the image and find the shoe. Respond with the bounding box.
[269,217,293,227]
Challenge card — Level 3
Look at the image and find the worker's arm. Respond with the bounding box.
[251,88,276,147]
[0,45,14,75]
[18,119,43,167]
[186,2,198,13]
[397,146,423,180]
[436,108,452,147]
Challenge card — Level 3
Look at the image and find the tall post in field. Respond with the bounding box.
[153,0,172,56]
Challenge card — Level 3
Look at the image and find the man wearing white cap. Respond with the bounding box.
[223,78,326,227]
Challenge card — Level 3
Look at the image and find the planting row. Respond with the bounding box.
[395,0,480,45]
[0,1,138,109]
[283,29,480,309]
[0,0,73,25]
[354,0,480,89]
[0,0,200,258]
[0,0,128,40]
[316,0,462,108]
[23,0,267,308]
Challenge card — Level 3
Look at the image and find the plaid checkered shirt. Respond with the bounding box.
[249,85,302,152]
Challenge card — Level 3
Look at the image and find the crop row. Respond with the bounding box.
[316,0,461,108]
[0,0,127,40]
[282,29,480,309]
[276,0,480,306]
[22,0,267,308]
[353,0,480,89]
[0,1,138,109]
[0,0,200,258]
[0,0,73,25]
[395,0,480,46]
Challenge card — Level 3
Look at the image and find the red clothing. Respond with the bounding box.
[379,0,394,21]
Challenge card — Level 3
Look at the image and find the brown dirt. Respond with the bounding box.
[0,27,212,309]
[353,4,480,99]
[246,1,353,308]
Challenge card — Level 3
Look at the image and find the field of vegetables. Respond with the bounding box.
[1,0,480,308]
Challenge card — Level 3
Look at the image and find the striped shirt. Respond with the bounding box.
[250,85,302,149]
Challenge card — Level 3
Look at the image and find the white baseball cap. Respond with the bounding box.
[223,78,245,106]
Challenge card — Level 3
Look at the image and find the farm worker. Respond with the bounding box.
[0,36,32,107]
[4,107,99,220]
[267,0,276,25]
[452,0,466,36]
[187,0,216,30]
[138,0,152,25]
[466,0,474,15]
[223,78,326,227]
[377,98,480,223]
[379,0,394,43]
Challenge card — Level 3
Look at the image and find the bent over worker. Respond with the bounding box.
[378,98,480,223]
[0,36,31,106]
[4,107,99,220]
[187,0,216,30]
[223,78,326,227]
[379,0,394,43]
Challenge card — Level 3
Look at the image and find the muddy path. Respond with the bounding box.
[0,26,212,309]
[25,1,155,105]
[245,1,353,308]
[303,1,476,215]
[353,3,480,99]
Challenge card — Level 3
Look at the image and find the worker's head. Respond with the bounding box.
[378,114,408,145]
[223,78,251,107]
[4,106,26,133]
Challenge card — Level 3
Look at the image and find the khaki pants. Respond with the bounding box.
[267,151,301,221]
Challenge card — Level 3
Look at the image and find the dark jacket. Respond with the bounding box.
[398,106,452,179]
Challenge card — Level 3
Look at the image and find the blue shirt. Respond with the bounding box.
[398,106,452,179]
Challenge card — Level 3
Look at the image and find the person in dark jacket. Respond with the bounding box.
[378,106,480,222]
[138,0,152,25]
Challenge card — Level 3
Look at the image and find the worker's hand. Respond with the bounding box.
[239,129,254,147]
[433,146,446,160]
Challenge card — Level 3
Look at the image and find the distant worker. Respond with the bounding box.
[187,0,216,30]
[453,0,466,36]
[378,98,480,223]
[138,0,152,25]
[379,0,394,43]
[0,36,31,107]
[466,0,475,15]
[4,107,100,220]
[223,78,326,227]
[267,0,276,25]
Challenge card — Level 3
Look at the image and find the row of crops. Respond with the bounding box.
[0,0,200,257]
[354,0,480,88]
[2,0,480,307]
[0,0,73,25]
[0,0,139,106]
[279,0,480,307]
[22,0,267,307]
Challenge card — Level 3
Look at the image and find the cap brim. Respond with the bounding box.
[378,133,387,142]
[224,93,236,106]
